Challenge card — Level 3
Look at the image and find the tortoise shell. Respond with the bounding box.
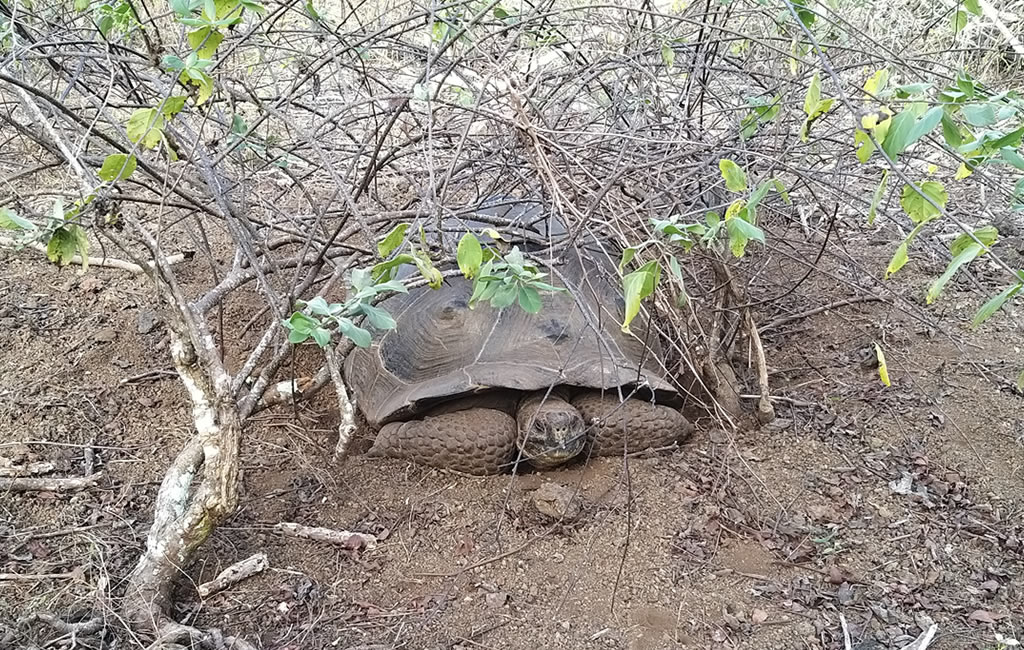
[344,205,680,426]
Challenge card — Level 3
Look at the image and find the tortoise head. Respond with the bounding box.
[516,393,587,468]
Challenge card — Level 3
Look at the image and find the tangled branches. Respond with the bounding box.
[3,0,1023,644]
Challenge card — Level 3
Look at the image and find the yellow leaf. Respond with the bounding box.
[874,343,891,386]
[724,199,745,221]
[955,162,973,179]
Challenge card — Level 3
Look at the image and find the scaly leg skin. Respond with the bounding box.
[368,408,518,475]
[571,392,695,458]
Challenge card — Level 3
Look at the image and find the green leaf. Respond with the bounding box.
[793,0,815,26]
[772,179,791,204]
[304,0,320,19]
[799,76,834,141]
[305,296,332,316]
[457,232,483,279]
[187,26,223,59]
[412,251,443,289]
[286,327,310,344]
[747,181,773,216]
[1000,147,1024,171]
[863,68,889,98]
[661,42,675,68]
[71,224,89,269]
[621,261,660,334]
[895,82,932,98]
[908,106,943,145]
[310,327,331,347]
[900,181,947,224]
[989,126,1024,151]
[803,71,822,116]
[98,153,137,181]
[961,103,996,127]
[854,129,876,163]
[491,282,518,309]
[951,10,967,32]
[972,281,1023,327]
[740,95,781,140]
[517,285,542,313]
[184,69,215,105]
[126,108,164,149]
[360,304,396,330]
[868,170,888,225]
[370,253,417,282]
[940,113,963,148]
[0,208,35,230]
[951,225,998,256]
[74,0,89,10]
[965,0,981,15]
[46,227,78,266]
[162,54,185,71]
[726,215,765,257]
[376,223,409,258]
[885,222,927,278]
[170,0,198,17]
[927,241,984,304]
[350,268,372,292]
[284,311,318,334]
[619,246,637,272]
[719,159,747,192]
[373,279,407,295]
[161,95,188,118]
[881,110,916,159]
[338,318,372,347]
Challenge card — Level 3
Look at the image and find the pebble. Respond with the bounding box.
[137,309,161,334]
[531,482,583,522]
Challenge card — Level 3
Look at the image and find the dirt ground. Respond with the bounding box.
[1,219,1023,649]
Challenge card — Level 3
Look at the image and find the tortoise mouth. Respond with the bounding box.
[520,429,587,468]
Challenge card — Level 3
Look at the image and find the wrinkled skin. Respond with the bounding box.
[368,387,694,475]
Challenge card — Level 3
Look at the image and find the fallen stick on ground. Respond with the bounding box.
[760,296,885,333]
[0,461,55,477]
[900,624,938,650]
[197,553,268,598]
[0,572,82,581]
[0,472,102,492]
[274,522,377,550]
[840,613,852,650]
[18,613,104,635]
[0,236,188,275]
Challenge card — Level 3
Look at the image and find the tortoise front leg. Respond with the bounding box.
[368,408,519,475]
[571,391,695,457]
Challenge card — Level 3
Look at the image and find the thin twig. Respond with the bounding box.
[0,473,102,492]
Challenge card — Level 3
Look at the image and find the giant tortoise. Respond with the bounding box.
[344,200,694,475]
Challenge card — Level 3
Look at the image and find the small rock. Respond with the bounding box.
[80,277,105,293]
[531,482,583,522]
[93,327,117,343]
[485,592,508,608]
[137,309,161,335]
